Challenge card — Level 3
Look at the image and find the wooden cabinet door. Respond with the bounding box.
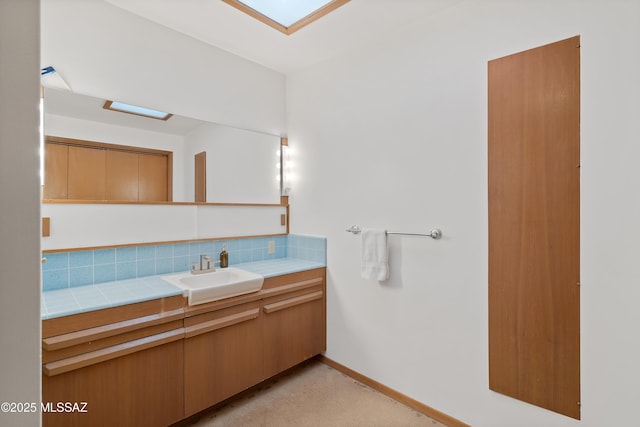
[42,341,184,427]
[139,154,168,201]
[262,286,326,378]
[488,36,580,419]
[43,143,68,199]
[105,150,138,201]
[67,146,106,200]
[183,301,263,416]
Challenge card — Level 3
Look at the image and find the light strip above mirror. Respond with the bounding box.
[103,100,173,121]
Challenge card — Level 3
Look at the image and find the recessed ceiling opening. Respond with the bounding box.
[222,0,350,35]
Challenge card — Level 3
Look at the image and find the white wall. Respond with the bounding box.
[0,0,41,426]
[41,204,287,251]
[184,123,282,204]
[41,204,197,250]
[287,1,640,426]
[45,113,187,201]
[197,205,287,239]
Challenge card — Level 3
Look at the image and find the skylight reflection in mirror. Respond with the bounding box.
[103,100,173,121]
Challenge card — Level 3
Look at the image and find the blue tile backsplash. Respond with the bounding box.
[287,234,327,265]
[42,234,325,291]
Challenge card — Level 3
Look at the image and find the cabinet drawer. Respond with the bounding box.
[263,289,323,314]
[184,301,261,339]
[43,319,183,364]
[43,327,184,376]
[42,295,185,338]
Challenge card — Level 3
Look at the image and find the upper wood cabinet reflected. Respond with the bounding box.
[43,136,171,202]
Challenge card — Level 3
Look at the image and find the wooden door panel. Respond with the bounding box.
[138,154,168,201]
[43,143,68,199]
[263,289,326,378]
[195,151,206,203]
[105,150,138,201]
[488,36,580,419]
[184,303,263,416]
[67,146,105,200]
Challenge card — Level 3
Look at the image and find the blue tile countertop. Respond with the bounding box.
[41,258,325,320]
[233,258,325,278]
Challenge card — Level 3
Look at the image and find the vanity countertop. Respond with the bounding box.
[41,257,325,320]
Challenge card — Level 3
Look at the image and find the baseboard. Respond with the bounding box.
[318,355,471,427]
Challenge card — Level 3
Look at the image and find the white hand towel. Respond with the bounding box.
[361,229,389,281]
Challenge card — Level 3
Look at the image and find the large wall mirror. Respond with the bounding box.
[43,88,283,204]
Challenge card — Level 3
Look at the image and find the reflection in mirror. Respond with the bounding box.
[43,88,282,204]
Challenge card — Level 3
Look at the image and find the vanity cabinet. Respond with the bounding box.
[41,267,326,425]
[182,267,326,415]
[183,300,263,416]
[41,296,185,427]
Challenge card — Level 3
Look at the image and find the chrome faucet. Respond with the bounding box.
[191,254,218,274]
[200,254,212,270]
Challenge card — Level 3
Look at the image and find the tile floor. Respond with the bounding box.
[183,360,446,427]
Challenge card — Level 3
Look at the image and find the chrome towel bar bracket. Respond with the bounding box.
[345,225,362,234]
[345,225,442,240]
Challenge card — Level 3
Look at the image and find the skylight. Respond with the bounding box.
[222,0,350,35]
[103,100,172,121]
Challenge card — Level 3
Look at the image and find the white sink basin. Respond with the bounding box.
[161,267,264,306]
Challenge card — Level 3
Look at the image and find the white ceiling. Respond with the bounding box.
[104,0,464,74]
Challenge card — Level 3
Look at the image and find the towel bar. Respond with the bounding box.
[345,225,442,240]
